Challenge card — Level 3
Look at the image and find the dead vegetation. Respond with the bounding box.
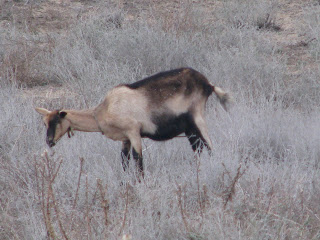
[1,0,320,239]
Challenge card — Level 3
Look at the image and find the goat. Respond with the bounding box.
[35,68,230,177]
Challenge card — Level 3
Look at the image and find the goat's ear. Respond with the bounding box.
[59,111,67,118]
[35,107,51,116]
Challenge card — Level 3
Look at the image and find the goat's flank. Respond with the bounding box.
[35,68,230,176]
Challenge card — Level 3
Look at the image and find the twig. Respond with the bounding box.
[97,179,109,227]
[69,157,84,233]
[85,174,92,240]
[45,153,68,239]
[119,183,130,236]
[222,164,246,209]
[72,157,84,210]
[195,155,204,229]
[50,184,69,240]
[176,185,190,232]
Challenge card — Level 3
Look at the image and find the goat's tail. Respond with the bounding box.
[212,86,231,111]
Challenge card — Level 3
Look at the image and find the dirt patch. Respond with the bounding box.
[271,0,317,79]
[0,0,317,97]
[0,0,113,34]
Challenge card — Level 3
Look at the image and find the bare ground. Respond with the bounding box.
[273,0,317,79]
[0,0,317,95]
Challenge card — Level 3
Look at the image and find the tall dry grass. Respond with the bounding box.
[1,0,320,239]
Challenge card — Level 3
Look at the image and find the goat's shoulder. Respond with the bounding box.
[102,85,147,112]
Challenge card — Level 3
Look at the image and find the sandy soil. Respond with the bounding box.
[272,0,317,78]
[1,0,316,96]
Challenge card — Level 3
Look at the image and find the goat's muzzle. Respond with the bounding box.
[46,138,56,148]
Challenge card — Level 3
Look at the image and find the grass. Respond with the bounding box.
[304,6,320,62]
[1,0,320,239]
[216,0,279,30]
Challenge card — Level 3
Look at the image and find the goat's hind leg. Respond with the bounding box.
[121,140,131,171]
[186,129,205,155]
[193,115,213,155]
[186,116,212,155]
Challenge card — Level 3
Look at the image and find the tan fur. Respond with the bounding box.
[95,86,157,139]
[64,109,100,132]
[36,107,101,143]
[165,94,192,115]
[35,107,50,116]
[36,86,157,144]
[213,87,231,110]
[36,86,223,149]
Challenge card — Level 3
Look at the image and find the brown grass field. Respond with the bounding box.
[1,0,320,239]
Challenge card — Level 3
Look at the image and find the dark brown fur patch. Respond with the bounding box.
[126,68,213,104]
[47,110,61,139]
[141,112,192,141]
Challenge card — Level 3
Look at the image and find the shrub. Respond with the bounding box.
[1,1,320,239]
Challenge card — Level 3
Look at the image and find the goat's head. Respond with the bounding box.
[35,108,71,147]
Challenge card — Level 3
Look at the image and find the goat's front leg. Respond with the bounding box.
[132,148,143,174]
[121,140,131,171]
[128,130,144,178]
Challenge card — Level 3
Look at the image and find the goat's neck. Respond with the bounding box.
[64,109,101,133]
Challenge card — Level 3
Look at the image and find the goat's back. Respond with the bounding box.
[126,68,213,104]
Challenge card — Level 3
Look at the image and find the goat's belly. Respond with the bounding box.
[141,112,191,141]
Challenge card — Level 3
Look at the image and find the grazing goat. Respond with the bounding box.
[36,68,230,176]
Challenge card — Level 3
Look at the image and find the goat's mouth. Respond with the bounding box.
[46,129,72,148]
[46,137,61,148]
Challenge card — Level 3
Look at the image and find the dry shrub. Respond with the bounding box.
[217,0,279,30]
[256,13,281,31]
[1,1,320,239]
[304,6,320,61]
[2,44,41,86]
[0,32,56,87]
[155,1,209,36]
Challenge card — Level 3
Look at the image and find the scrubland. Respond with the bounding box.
[1,0,320,239]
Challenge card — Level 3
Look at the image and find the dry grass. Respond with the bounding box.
[1,0,320,239]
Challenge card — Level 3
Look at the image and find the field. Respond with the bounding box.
[1,0,320,239]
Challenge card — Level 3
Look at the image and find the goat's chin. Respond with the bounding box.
[47,136,64,148]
